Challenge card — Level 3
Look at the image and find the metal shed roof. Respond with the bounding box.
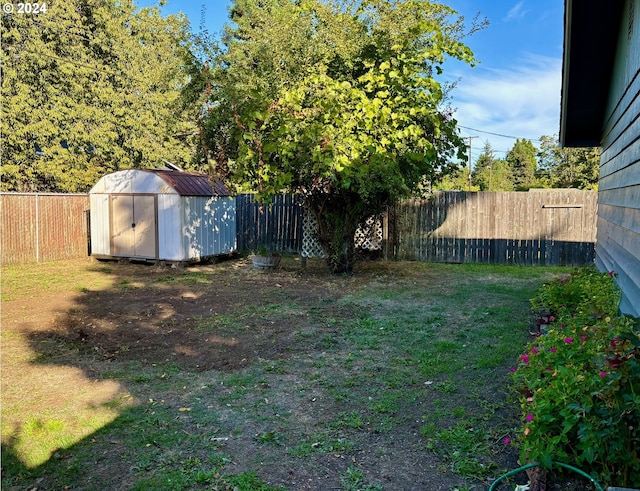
[149,170,232,197]
[90,169,232,197]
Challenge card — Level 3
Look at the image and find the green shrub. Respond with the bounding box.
[511,268,640,487]
[529,267,620,320]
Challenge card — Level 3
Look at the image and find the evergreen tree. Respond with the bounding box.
[1,0,196,192]
[488,159,515,191]
[506,138,538,190]
[537,135,599,189]
[471,142,514,191]
[472,140,493,190]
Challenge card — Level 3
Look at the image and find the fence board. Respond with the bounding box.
[1,193,89,265]
[388,190,597,266]
[234,194,303,253]
[2,190,597,267]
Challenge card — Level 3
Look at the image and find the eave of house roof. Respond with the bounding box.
[560,0,624,147]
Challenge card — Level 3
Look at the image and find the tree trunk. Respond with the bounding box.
[321,224,357,274]
[306,193,363,274]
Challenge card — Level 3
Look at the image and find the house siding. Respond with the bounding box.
[598,0,640,317]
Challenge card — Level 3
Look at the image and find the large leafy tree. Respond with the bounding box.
[202,0,483,272]
[435,166,477,191]
[537,135,599,190]
[1,0,196,192]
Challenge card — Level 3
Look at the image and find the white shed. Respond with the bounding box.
[89,169,236,262]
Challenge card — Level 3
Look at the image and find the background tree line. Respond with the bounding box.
[2,0,600,197]
[1,0,600,272]
[437,135,600,192]
[1,0,199,192]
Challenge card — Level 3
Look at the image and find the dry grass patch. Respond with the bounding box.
[2,256,573,490]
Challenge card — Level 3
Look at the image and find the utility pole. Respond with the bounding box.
[489,156,493,191]
[466,136,479,191]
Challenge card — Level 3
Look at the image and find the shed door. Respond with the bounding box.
[111,195,157,258]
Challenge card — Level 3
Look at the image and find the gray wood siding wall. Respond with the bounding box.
[598,0,640,316]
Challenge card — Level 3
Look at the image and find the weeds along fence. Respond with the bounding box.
[1,190,597,267]
[1,193,90,265]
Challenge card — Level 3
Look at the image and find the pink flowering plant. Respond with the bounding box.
[511,268,640,487]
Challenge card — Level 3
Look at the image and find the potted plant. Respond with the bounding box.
[251,245,281,270]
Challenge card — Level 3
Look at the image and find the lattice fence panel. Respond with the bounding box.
[355,215,383,251]
[302,206,384,258]
[301,205,325,258]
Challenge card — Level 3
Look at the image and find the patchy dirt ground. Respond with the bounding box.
[1,257,598,491]
[4,257,336,370]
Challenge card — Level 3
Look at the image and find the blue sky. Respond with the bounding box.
[443,0,564,161]
[141,0,565,164]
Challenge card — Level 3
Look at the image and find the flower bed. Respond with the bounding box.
[511,268,640,488]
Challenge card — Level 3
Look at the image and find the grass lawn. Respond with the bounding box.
[1,256,572,490]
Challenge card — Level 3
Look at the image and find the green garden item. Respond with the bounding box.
[488,461,604,491]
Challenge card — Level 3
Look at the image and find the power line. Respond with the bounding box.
[466,147,510,155]
[458,125,546,142]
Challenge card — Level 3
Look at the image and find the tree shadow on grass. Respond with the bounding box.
[28,258,325,371]
[2,256,540,490]
[1,257,342,489]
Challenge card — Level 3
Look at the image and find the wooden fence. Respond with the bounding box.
[1,190,597,267]
[388,190,597,266]
[234,194,304,253]
[1,193,90,265]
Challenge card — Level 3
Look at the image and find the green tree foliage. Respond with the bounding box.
[435,166,477,191]
[471,141,513,191]
[1,0,196,192]
[505,138,538,191]
[537,135,600,190]
[486,159,515,191]
[202,0,484,272]
[472,140,494,190]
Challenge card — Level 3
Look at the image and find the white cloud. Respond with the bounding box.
[448,55,562,154]
[503,1,528,22]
